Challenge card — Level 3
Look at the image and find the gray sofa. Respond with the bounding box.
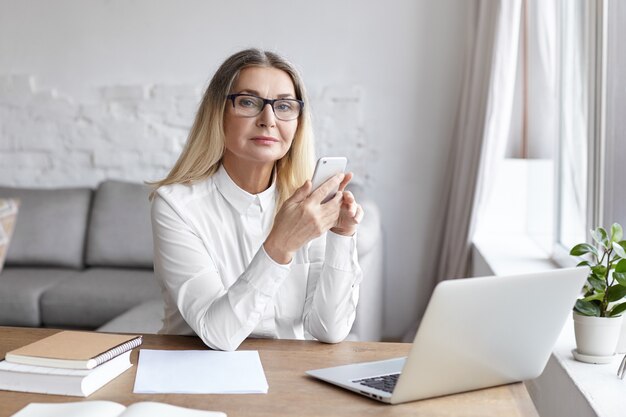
[0,180,384,341]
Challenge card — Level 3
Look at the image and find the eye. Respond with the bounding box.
[275,100,296,112]
[237,97,259,108]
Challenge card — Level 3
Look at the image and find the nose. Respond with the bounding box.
[256,102,276,128]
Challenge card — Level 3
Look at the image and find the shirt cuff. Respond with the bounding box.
[243,246,293,297]
[325,231,358,271]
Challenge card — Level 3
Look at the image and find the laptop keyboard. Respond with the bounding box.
[353,373,400,393]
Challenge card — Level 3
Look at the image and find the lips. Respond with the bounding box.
[251,136,279,144]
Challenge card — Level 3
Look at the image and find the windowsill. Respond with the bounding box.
[473,237,621,417]
[472,234,558,277]
[527,318,626,417]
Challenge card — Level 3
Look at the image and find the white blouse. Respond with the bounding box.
[151,165,362,351]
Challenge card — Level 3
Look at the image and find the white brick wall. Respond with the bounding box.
[0,74,197,187]
[0,74,372,189]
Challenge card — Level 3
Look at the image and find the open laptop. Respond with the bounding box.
[306,266,588,404]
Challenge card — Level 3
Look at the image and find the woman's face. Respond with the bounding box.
[223,66,299,170]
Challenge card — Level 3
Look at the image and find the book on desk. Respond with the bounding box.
[10,400,226,417]
[0,330,141,397]
[4,331,142,369]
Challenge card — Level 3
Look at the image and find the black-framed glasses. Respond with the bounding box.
[226,93,304,121]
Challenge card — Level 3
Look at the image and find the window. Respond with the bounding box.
[554,0,600,259]
[602,1,626,230]
[473,0,601,265]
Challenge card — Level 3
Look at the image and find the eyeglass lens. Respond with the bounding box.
[231,95,302,121]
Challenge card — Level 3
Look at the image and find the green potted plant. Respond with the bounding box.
[570,223,626,363]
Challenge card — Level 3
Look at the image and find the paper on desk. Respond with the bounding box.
[133,349,268,394]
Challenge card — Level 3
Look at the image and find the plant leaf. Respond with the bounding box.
[592,227,609,248]
[577,260,591,267]
[583,292,605,302]
[574,299,601,316]
[613,242,626,259]
[607,284,626,302]
[591,264,607,280]
[612,223,624,243]
[610,302,626,317]
[613,272,626,287]
[611,243,626,263]
[616,259,626,273]
[570,243,598,258]
[588,275,607,291]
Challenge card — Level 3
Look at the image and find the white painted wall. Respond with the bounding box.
[0,0,471,340]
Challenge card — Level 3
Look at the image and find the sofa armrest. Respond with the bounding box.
[346,183,384,342]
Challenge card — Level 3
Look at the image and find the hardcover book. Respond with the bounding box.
[0,351,132,397]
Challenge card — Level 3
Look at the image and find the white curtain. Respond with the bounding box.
[434,0,522,282]
[404,0,522,341]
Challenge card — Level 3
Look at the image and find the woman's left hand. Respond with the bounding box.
[330,172,364,236]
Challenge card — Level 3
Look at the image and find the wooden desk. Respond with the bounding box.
[0,327,538,417]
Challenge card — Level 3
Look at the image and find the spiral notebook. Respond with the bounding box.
[5,331,142,370]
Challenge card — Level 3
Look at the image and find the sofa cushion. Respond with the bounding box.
[0,186,92,268]
[0,268,80,326]
[97,299,164,334]
[0,199,19,273]
[85,180,154,268]
[40,267,161,328]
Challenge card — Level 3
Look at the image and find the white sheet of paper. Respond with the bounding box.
[133,349,268,394]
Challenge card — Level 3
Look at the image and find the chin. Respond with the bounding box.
[248,148,288,163]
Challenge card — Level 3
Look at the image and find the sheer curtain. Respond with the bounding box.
[434,0,522,282]
[404,0,521,341]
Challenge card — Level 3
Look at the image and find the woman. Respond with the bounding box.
[150,49,364,351]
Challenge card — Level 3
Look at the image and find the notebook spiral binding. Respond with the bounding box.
[94,336,143,366]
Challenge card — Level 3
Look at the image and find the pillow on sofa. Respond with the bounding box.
[85,180,154,268]
[0,198,19,273]
[0,187,92,269]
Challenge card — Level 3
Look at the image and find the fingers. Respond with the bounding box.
[331,189,344,203]
[290,180,312,203]
[338,172,353,192]
[354,204,364,223]
[340,201,364,226]
[320,191,343,222]
[347,201,357,217]
[316,191,343,231]
[310,173,345,203]
[341,190,355,208]
[330,202,363,236]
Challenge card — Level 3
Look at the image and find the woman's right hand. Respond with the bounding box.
[263,173,345,264]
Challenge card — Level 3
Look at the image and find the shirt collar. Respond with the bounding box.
[214,164,277,214]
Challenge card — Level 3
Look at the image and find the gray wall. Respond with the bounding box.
[0,0,471,340]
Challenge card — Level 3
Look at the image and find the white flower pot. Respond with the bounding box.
[616,317,626,353]
[573,312,623,357]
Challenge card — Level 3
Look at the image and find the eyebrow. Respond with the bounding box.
[238,89,296,99]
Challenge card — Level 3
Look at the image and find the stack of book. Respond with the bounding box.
[0,331,142,397]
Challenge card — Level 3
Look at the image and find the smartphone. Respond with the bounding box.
[311,157,348,203]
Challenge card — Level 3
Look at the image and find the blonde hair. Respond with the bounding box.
[149,48,315,211]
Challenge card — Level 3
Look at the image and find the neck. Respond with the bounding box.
[222,158,274,194]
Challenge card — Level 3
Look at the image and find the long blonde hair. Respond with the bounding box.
[149,48,315,211]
